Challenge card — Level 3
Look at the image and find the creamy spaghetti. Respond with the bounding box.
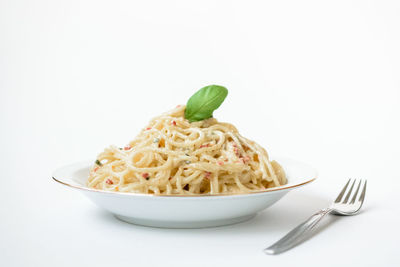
[87,105,286,195]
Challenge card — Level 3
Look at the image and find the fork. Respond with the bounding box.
[264,178,367,255]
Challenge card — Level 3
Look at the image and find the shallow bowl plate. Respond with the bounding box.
[52,157,316,228]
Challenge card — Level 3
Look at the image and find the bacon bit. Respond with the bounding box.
[238,155,250,164]
[243,156,251,163]
[217,161,224,166]
[200,144,210,148]
[232,143,238,148]
[142,173,149,179]
[94,167,99,172]
[168,177,172,180]
[106,179,113,185]
[124,146,131,151]
[146,127,152,130]
[204,171,211,179]
[234,147,240,157]
[171,120,177,126]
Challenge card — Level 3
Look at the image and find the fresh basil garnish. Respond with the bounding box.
[184,85,228,122]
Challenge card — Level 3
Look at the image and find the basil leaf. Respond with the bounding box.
[185,85,228,122]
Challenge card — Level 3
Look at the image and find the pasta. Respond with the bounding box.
[87,105,286,195]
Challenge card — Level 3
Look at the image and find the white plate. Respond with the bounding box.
[52,157,316,228]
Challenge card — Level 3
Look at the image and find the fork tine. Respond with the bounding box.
[358,180,367,203]
[350,180,362,204]
[343,179,356,203]
[335,179,351,203]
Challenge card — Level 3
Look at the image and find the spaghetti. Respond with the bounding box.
[87,105,286,195]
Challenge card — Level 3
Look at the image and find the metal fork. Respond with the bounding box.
[264,179,367,255]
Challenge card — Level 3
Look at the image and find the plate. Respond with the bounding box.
[52,157,316,228]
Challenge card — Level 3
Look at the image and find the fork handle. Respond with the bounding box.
[264,208,332,255]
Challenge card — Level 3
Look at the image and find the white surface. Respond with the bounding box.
[52,158,316,228]
[0,0,399,266]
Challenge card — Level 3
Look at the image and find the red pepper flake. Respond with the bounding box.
[124,146,131,151]
[217,161,224,166]
[146,127,152,130]
[200,144,210,148]
[106,179,113,185]
[94,167,99,172]
[176,105,181,108]
[142,173,149,179]
[204,171,211,179]
[172,120,177,126]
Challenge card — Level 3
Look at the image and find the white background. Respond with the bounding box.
[1,0,399,266]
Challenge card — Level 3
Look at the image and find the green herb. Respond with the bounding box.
[95,160,102,166]
[184,85,228,122]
